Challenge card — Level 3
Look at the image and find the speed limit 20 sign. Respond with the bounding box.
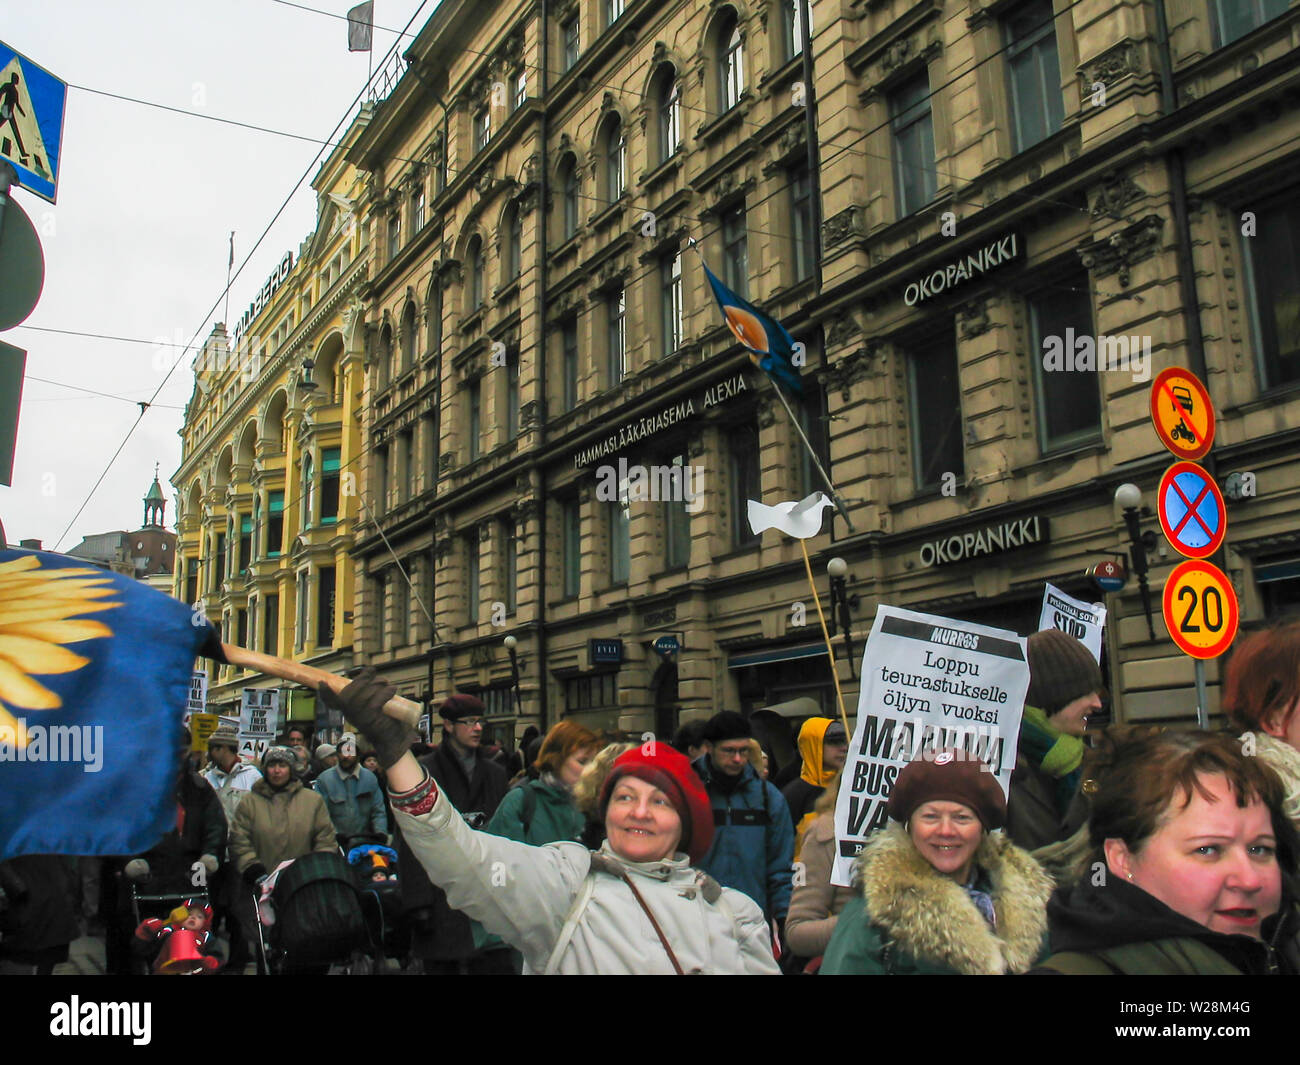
[1162,559,1239,659]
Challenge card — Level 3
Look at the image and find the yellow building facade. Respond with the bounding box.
[172,114,371,721]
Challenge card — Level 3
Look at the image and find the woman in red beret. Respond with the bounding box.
[821,750,1053,974]
[320,672,779,974]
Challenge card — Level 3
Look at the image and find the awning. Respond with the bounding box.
[727,642,829,670]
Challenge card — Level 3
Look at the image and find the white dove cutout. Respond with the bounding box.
[747,491,836,540]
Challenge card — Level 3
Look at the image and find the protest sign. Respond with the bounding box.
[831,605,1031,887]
[190,713,219,753]
[238,688,280,762]
[1038,583,1105,663]
[182,670,208,728]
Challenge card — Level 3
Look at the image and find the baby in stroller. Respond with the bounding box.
[347,839,405,969]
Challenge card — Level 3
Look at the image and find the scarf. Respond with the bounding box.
[1020,706,1084,815]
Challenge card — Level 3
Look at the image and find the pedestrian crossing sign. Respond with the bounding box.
[0,41,66,204]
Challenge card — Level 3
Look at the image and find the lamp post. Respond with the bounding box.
[503,634,523,717]
[826,557,860,680]
[1115,483,1157,641]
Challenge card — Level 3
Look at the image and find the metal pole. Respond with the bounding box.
[0,160,17,248]
[1194,658,1209,730]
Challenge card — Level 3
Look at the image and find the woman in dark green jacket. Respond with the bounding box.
[1034,728,1300,975]
[822,751,1053,975]
[485,721,598,846]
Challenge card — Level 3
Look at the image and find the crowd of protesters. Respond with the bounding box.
[4,620,1300,975]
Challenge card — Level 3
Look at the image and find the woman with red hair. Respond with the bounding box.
[486,721,598,846]
[1223,622,1300,828]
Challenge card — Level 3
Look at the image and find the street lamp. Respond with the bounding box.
[826,557,860,680]
[1115,483,1157,641]
[503,634,523,717]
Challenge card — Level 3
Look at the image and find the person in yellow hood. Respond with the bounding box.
[782,718,849,853]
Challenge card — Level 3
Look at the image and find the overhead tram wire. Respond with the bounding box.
[50,0,435,552]
[23,375,187,410]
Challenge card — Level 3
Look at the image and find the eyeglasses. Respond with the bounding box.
[453,717,484,728]
[716,745,751,758]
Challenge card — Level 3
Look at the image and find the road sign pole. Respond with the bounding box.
[0,160,15,245]
[1194,659,1209,730]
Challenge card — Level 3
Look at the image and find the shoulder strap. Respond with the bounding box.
[543,862,600,975]
[613,867,684,974]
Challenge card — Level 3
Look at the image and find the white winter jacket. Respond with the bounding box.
[394,787,780,975]
[204,761,262,825]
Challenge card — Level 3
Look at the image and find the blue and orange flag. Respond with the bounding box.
[701,261,802,396]
[0,548,215,860]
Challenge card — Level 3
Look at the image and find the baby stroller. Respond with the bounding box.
[127,874,216,975]
[347,835,406,972]
[252,852,371,975]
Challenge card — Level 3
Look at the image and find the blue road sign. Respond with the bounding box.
[1157,461,1226,561]
[653,635,680,655]
[0,42,66,203]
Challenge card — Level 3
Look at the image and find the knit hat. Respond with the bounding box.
[599,745,715,862]
[262,746,296,771]
[887,751,1007,831]
[439,693,486,721]
[702,710,751,745]
[208,728,240,751]
[1026,630,1104,714]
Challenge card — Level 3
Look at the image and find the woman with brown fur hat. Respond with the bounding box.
[821,751,1053,975]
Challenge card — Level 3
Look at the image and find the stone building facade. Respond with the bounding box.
[345,0,1300,754]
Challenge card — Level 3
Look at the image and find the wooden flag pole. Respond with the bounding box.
[797,540,853,741]
[217,643,422,729]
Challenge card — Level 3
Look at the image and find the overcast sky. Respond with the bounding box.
[2,0,431,551]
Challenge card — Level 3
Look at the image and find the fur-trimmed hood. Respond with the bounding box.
[859,822,1053,974]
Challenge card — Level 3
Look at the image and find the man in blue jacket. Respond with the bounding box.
[312,732,388,846]
[693,711,795,926]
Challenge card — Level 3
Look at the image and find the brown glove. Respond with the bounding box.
[318,668,415,770]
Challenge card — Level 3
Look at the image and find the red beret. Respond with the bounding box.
[599,744,715,863]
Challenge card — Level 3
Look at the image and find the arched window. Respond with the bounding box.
[400,302,417,375]
[721,16,745,110]
[507,206,522,280]
[657,68,681,163]
[469,238,485,311]
[604,117,626,202]
[427,281,443,358]
[561,155,580,240]
[301,452,315,531]
[377,325,393,391]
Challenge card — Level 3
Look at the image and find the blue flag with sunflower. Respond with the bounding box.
[701,261,802,396]
[0,548,214,860]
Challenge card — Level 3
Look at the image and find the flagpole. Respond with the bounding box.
[797,540,853,741]
[688,237,857,534]
[216,643,423,729]
[768,380,856,534]
[223,231,233,329]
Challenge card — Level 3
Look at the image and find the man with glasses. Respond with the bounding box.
[393,692,511,974]
[693,711,795,936]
